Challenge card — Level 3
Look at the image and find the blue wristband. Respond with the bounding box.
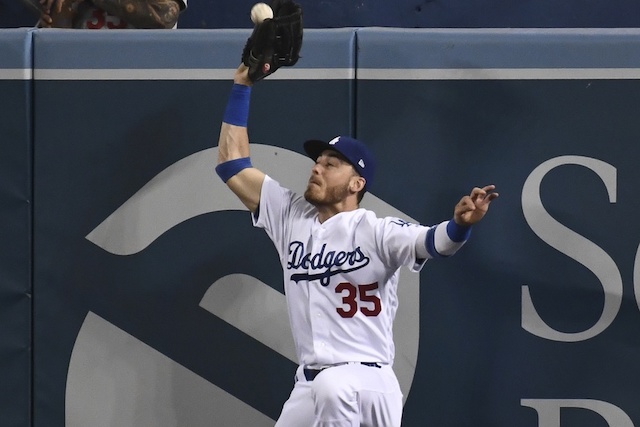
[216,157,253,183]
[446,219,472,242]
[223,84,252,127]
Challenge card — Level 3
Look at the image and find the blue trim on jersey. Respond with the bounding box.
[223,84,251,127]
[447,219,472,242]
[425,226,446,258]
[215,157,252,183]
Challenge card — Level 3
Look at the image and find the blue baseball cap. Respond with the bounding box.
[303,136,377,189]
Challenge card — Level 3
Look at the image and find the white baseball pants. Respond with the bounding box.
[274,363,403,427]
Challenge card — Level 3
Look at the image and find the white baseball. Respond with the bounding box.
[251,2,274,24]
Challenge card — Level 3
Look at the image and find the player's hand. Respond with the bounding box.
[234,64,253,87]
[453,185,499,226]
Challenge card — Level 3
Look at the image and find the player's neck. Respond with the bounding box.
[315,201,360,223]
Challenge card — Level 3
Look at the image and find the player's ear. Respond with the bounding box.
[350,175,366,194]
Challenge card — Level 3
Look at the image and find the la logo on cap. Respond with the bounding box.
[329,136,340,145]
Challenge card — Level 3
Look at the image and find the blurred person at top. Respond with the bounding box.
[38,0,187,29]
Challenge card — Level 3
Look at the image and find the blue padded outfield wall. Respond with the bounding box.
[0,28,32,427]
[2,27,640,426]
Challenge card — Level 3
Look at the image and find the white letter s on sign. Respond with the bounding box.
[521,156,622,342]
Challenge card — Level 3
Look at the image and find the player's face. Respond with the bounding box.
[304,150,360,206]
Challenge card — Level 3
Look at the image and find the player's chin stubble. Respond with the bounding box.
[304,182,351,207]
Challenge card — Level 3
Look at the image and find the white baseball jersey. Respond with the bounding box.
[253,175,432,367]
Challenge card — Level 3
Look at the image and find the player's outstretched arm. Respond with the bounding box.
[415,185,498,260]
[454,185,499,226]
[216,64,266,213]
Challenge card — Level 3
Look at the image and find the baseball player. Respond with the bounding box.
[216,64,498,426]
[216,4,497,424]
[38,0,187,29]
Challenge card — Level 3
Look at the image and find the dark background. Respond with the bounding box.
[3,0,640,29]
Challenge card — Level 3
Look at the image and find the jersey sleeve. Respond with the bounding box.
[428,220,470,257]
[252,175,303,257]
[376,217,428,273]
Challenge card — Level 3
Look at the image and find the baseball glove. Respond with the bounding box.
[241,0,303,82]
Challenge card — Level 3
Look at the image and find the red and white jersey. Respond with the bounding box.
[253,175,429,367]
[74,0,188,29]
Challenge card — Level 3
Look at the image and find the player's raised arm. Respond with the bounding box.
[216,64,266,213]
[216,1,302,213]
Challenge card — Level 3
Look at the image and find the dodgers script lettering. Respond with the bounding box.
[287,241,370,286]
